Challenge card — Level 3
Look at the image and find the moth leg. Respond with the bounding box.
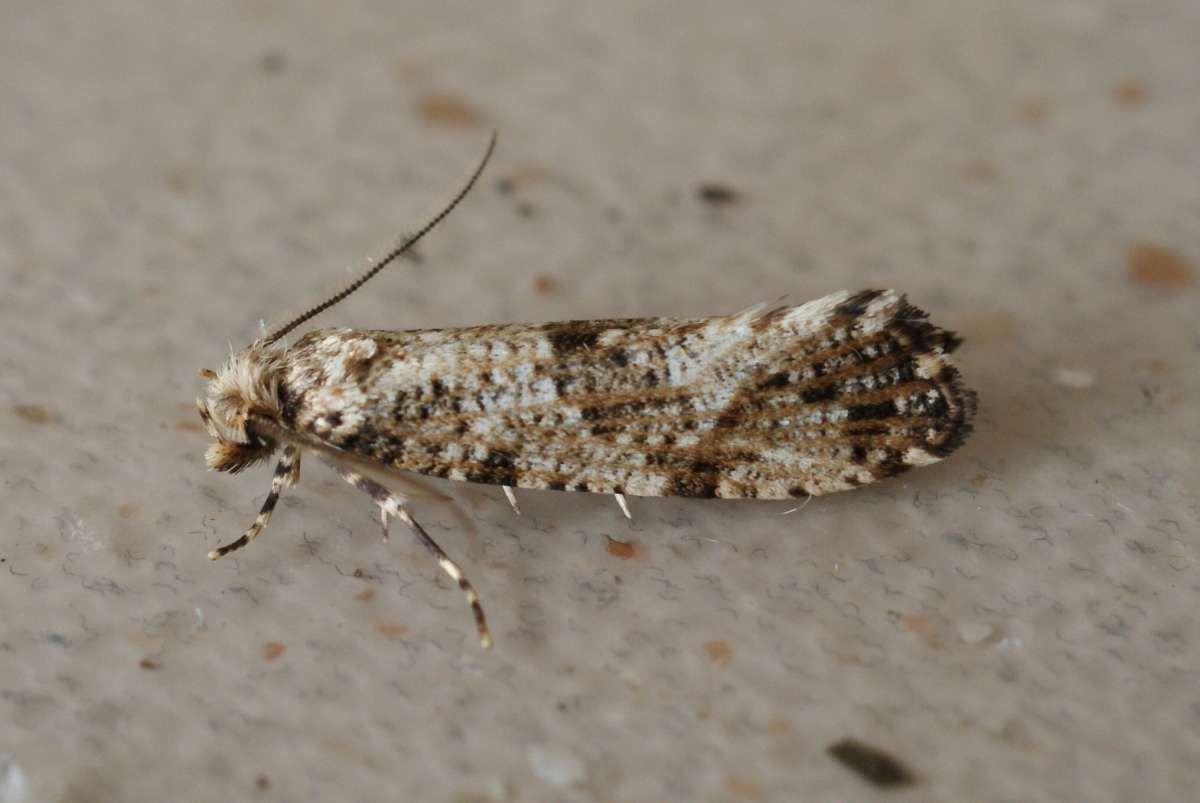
[502,486,521,516]
[209,446,302,560]
[322,459,492,650]
[779,494,814,516]
[614,493,632,521]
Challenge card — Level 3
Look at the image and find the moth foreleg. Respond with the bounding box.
[502,486,521,516]
[209,446,301,560]
[614,493,632,521]
[322,458,492,650]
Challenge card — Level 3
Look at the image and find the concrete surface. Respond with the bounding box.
[2,2,1198,801]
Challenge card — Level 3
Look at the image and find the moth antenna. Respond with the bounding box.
[262,131,498,346]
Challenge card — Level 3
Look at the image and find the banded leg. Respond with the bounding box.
[614,493,632,521]
[322,458,492,650]
[209,446,301,559]
[378,508,390,543]
[502,486,521,516]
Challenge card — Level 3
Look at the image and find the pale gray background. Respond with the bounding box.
[2,2,1198,801]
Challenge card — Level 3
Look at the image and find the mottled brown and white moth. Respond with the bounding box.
[197,134,977,649]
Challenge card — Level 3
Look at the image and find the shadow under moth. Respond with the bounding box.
[197,134,977,649]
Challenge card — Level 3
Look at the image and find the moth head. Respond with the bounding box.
[197,346,285,473]
[192,134,498,475]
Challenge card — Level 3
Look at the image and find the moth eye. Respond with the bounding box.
[243,419,276,450]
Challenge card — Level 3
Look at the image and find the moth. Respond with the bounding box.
[197,133,977,649]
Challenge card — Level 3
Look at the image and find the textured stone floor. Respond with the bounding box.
[2,2,1197,801]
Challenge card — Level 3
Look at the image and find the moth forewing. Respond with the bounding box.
[274,288,974,501]
[196,135,977,650]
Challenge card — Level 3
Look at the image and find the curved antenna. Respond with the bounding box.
[262,131,498,346]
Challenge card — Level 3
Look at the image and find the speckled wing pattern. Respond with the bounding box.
[277,289,976,499]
